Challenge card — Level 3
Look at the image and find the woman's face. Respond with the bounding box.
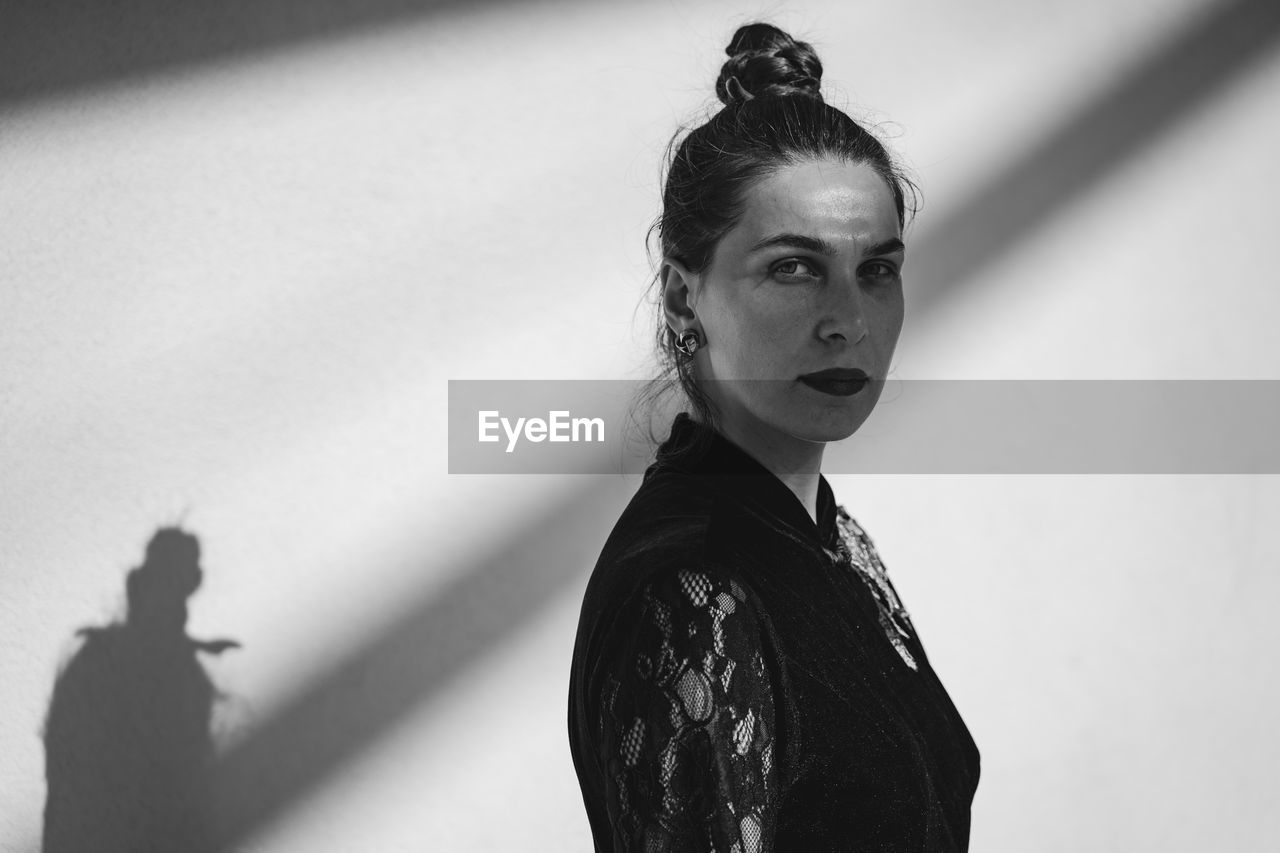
[665,157,905,462]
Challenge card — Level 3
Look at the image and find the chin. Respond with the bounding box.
[803,404,875,440]
[785,407,872,443]
[802,421,865,443]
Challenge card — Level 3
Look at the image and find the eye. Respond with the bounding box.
[771,258,820,281]
[860,260,901,279]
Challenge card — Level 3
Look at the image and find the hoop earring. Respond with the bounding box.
[674,328,703,357]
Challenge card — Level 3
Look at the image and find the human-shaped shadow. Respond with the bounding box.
[42,527,240,853]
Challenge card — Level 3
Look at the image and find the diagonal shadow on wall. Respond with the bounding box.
[905,0,1280,319]
[0,0,540,108]
[198,480,627,851]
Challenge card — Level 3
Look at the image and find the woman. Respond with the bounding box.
[568,22,980,852]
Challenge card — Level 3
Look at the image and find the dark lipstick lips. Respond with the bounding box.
[798,368,869,397]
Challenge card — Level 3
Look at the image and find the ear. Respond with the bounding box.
[660,256,703,332]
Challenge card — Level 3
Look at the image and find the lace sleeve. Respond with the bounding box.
[594,566,779,853]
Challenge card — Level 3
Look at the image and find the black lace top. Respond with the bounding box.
[568,413,980,851]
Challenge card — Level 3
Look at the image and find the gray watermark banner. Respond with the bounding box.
[447,380,1280,474]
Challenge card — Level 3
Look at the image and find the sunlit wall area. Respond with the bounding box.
[2,0,1277,851]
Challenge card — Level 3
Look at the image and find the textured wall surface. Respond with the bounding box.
[3,0,1278,850]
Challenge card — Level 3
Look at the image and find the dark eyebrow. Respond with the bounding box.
[865,237,906,257]
[749,233,906,257]
[749,233,837,255]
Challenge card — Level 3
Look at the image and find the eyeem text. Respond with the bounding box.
[478,410,605,453]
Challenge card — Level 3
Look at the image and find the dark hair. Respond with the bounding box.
[630,22,919,451]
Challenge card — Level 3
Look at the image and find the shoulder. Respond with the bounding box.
[581,468,748,609]
[573,470,777,685]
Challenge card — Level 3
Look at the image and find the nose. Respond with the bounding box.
[817,276,869,346]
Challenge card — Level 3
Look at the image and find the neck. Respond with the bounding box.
[715,415,826,524]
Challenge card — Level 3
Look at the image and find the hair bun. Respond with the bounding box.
[715,22,823,106]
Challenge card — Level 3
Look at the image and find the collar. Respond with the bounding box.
[646,411,840,551]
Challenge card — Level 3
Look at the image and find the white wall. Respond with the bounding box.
[3,0,1277,850]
